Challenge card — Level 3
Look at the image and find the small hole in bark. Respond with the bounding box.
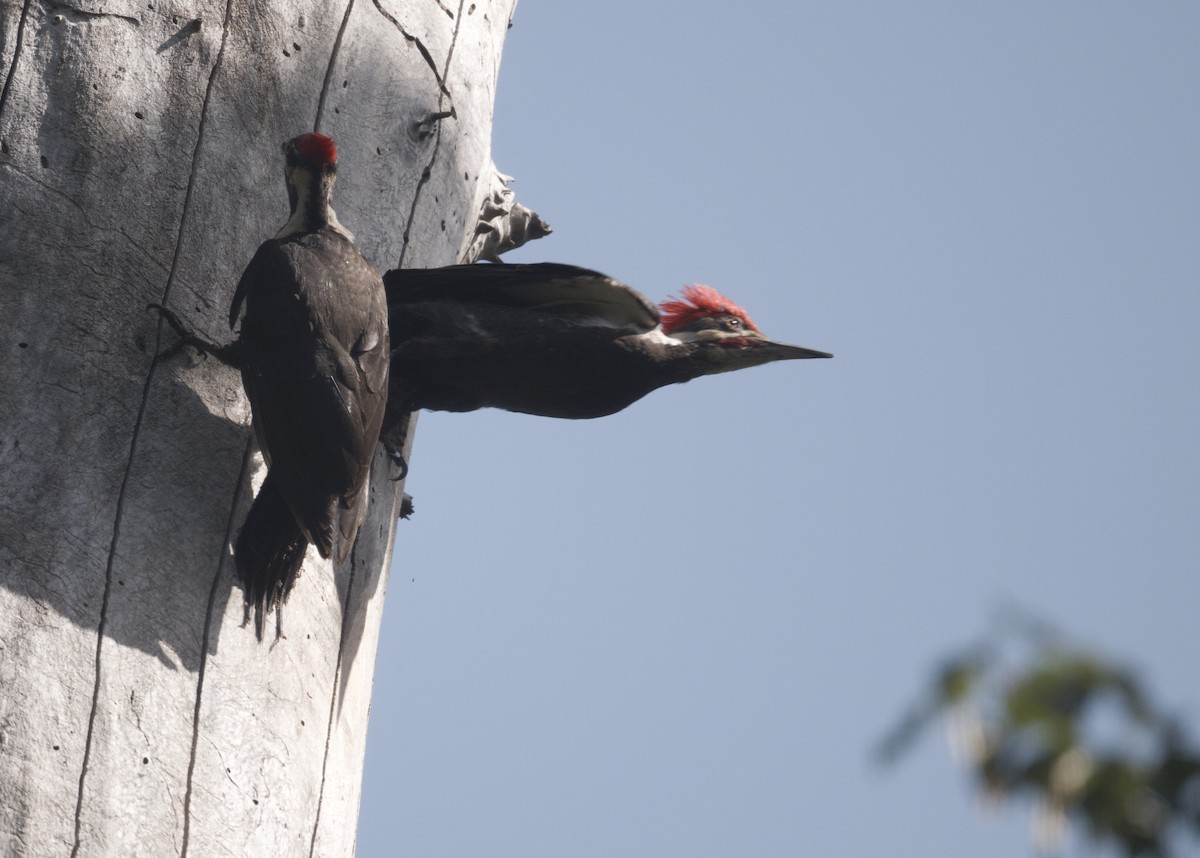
[18,342,26,349]
[293,42,301,51]
[440,220,446,231]
[118,579,125,586]
[53,745,60,750]
[282,48,291,57]
[252,799,259,805]
[468,3,475,13]
[333,107,340,114]
[1,140,8,154]
[142,757,149,765]
[376,147,382,155]
[343,80,349,89]
[40,155,48,169]
[135,111,144,120]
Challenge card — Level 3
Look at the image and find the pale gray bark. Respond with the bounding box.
[0,1,531,854]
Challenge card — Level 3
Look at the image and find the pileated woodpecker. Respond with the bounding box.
[158,133,389,636]
[381,262,830,422]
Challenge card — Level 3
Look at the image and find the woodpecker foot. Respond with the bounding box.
[384,440,409,481]
[148,303,240,367]
[399,493,415,520]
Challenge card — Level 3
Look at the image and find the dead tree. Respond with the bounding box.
[0,1,544,853]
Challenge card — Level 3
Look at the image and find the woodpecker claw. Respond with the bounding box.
[148,303,240,367]
[384,442,409,481]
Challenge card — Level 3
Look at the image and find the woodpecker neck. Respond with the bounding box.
[628,329,712,381]
[276,165,353,240]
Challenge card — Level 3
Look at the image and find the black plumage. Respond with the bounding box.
[231,135,389,636]
[382,262,830,422]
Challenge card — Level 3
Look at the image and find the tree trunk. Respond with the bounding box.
[0,1,537,854]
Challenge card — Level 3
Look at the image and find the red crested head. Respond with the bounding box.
[290,133,338,169]
[659,284,761,335]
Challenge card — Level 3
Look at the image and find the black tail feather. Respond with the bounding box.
[235,472,308,640]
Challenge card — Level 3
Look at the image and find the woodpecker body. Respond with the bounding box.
[233,134,389,634]
[383,263,831,420]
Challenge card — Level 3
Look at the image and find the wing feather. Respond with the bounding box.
[384,262,660,334]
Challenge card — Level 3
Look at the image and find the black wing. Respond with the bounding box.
[384,262,661,334]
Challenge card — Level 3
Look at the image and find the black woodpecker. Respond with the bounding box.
[381,262,830,426]
[229,133,389,636]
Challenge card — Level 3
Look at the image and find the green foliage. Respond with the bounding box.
[877,615,1200,857]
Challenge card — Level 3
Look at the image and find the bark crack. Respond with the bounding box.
[69,0,235,852]
[395,0,465,268]
[42,0,141,27]
[0,0,34,127]
[307,554,358,858]
[371,0,450,98]
[314,0,355,133]
[180,439,253,857]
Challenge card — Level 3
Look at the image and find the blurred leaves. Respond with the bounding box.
[876,612,1200,856]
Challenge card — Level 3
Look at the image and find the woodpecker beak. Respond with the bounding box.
[763,341,834,360]
[704,333,833,375]
[718,329,833,360]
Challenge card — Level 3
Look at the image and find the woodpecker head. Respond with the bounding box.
[659,284,833,372]
[278,133,351,238]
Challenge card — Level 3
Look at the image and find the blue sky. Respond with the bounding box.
[358,3,1200,855]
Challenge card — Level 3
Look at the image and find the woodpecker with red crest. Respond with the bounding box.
[158,133,390,636]
[229,133,390,635]
[381,262,830,425]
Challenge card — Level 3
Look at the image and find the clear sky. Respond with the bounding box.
[358,2,1200,855]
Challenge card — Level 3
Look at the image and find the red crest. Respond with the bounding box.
[659,284,760,334]
[294,133,338,168]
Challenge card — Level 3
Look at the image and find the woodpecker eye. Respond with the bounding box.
[725,317,742,331]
